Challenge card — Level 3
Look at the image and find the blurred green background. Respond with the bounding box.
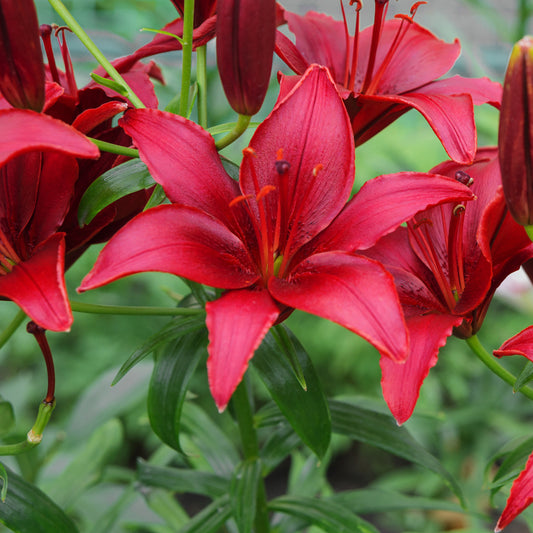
[1,0,533,531]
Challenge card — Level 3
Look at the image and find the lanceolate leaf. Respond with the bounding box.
[252,326,331,459]
[489,436,533,491]
[112,314,206,385]
[0,463,7,502]
[268,495,379,533]
[0,465,79,533]
[137,460,228,498]
[147,328,208,453]
[229,458,262,533]
[330,399,465,506]
[514,361,533,392]
[78,158,155,226]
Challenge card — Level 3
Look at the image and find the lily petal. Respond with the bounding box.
[494,325,533,361]
[0,233,71,331]
[241,65,354,256]
[313,172,475,253]
[206,288,280,411]
[119,108,240,226]
[79,205,258,292]
[356,92,477,164]
[495,452,533,532]
[269,251,408,362]
[380,313,462,425]
[0,109,99,165]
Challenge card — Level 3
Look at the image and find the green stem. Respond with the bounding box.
[525,224,533,242]
[231,380,270,533]
[179,0,195,118]
[48,0,145,109]
[0,401,55,456]
[88,138,139,158]
[70,301,204,317]
[215,114,252,150]
[196,45,208,129]
[516,0,530,42]
[466,335,533,401]
[0,309,26,351]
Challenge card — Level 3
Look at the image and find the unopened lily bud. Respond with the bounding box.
[170,0,217,28]
[499,36,533,226]
[216,0,276,116]
[0,0,45,111]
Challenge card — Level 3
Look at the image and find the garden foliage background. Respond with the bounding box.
[1,0,533,531]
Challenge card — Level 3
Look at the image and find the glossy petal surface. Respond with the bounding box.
[270,252,408,362]
[206,289,280,411]
[79,205,259,292]
[496,452,533,532]
[0,234,71,331]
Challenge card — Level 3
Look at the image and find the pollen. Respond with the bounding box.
[312,163,324,177]
[243,147,257,158]
[256,185,276,202]
[229,194,252,208]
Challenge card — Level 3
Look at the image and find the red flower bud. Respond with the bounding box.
[499,36,533,226]
[0,0,45,111]
[216,0,276,116]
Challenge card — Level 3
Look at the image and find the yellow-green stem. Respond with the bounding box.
[215,114,252,150]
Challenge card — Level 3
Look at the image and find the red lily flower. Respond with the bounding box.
[170,0,217,28]
[0,110,98,331]
[36,25,158,267]
[495,451,533,531]
[364,148,533,424]
[275,1,501,164]
[79,65,475,410]
[0,0,44,111]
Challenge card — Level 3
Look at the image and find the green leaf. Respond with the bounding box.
[230,458,262,533]
[333,489,464,513]
[143,488,189,530]
[252,326,331,459]
[0,463,7,502]
[78,158,155,226]
[177,494,232,533]
[269,495,379,533]
[0,400,15,438]
[137,460,228,498]
[90,72,129,96]
[180,403,240,476]
[112,315,205,385]
[489,436,533,490]
[220,156,240,181]
[147,328,208,453]
[330,399,465,506]
[0,464,79,533]
[514,361,533,391]
[260,423,301,473]
[44,418,123,509]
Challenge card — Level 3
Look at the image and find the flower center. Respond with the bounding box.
[340,0,427,94]
[407,170,473,310]
[0,227,20,275]
[228,148,322,284]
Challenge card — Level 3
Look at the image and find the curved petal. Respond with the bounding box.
[284,11,347,84]
[275,31,309,76]
[420,75,502,107]
[358,91,477,164]
[206,289,280,411]
[72,101,128,134]
[241,65,354,258]
[79,205,259,292]
[494,325,533,361]
[119,109,240,226]
[380,313,461,425]
[0,109,99,165]
[312,172,475,253]
[363,20,460,95]
[0,233,72,331]
[495,452,533,532]
[269,251,408,362]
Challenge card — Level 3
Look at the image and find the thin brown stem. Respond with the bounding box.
[27,322,55,403]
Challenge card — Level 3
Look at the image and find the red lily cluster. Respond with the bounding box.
[2,0,533,528]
